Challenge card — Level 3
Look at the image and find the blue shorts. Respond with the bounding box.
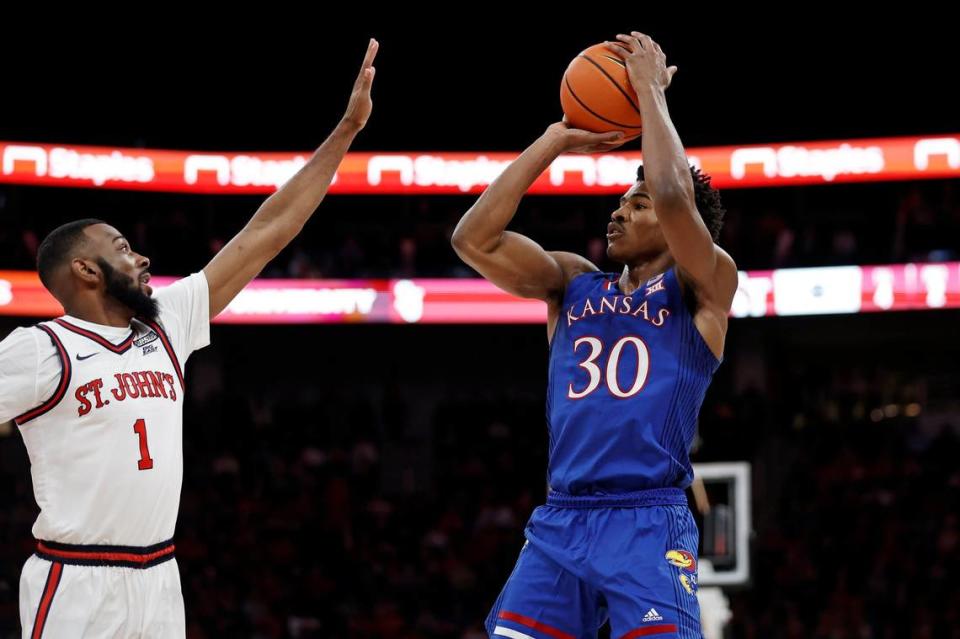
[485,488,701,639]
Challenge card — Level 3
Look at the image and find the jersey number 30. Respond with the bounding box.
[567,336,650,399]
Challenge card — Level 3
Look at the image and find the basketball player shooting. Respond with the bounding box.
[452,32,737,638]
[0,38,377,639]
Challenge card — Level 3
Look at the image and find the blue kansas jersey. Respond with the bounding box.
[546,268,720,494]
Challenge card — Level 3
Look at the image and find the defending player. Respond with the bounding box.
[0,38,378,639]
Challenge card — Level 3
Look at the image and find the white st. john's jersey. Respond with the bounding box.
[0,272,209,546]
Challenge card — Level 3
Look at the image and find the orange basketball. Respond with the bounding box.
[560,43,642,140]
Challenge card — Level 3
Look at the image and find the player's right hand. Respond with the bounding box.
[546,121,626,154]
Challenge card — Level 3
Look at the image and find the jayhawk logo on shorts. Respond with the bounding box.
[665,549,698,595]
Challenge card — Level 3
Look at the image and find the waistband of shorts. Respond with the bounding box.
[35,538,175,569]
[546,487,687,508]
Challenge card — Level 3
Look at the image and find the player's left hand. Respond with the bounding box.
[342,38,378,131]
[604,32,677,94]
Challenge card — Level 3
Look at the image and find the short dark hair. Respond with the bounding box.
[636,165,725,242]
[37,219,105,290]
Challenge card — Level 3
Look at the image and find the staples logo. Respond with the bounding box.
[3,145,153,185]
[183,154,307,189]
[229,155,308,188]
[184,155,231,185]
[551,155,660,188]
[732,144,884,181]
[550,155,598,186]
[412,155,509,192]
[367,155,511,192]
[914,138,960,171]
[47,148,154,185]
[368,155,415,186]
[730,147,778,180]
[2,145,48,176]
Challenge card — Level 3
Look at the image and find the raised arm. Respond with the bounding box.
[203,39,378,317]
[451,124,623,301]
[607,32,737,307]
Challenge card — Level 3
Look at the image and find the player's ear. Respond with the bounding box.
[72,258,101,285]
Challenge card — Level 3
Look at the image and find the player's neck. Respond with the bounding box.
[64,294,135,329]
[619,254,674,294]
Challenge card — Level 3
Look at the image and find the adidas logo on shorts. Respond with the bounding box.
[643,608,664,622]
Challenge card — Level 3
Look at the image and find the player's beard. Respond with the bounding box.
[97,258,159,322]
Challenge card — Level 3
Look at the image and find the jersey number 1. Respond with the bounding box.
[133,419,154,470]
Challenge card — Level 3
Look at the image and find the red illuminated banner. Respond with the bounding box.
[1,262,957,324]
[1,135,957,195]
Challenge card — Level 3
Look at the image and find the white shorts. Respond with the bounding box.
[19,540,184,639]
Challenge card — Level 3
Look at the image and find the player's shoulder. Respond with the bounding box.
[151,272,209,322]
[1,324,44,350]
[0,323,53,370]
[547,252,600,285]
[714,245,737,279]
[707,246,739,308]
[152,272,208,304]
[544,252,601,305]
[676,245,738,310]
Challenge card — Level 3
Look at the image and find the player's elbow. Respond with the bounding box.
[450,227,469,253]
[450,231,475,266]
[272,221,309,256]
[450,226,492,259]
[244,218,301,256]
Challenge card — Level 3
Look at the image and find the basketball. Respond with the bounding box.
[561,43,642,140]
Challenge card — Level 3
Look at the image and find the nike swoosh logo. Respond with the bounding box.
[76,352,99,361]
